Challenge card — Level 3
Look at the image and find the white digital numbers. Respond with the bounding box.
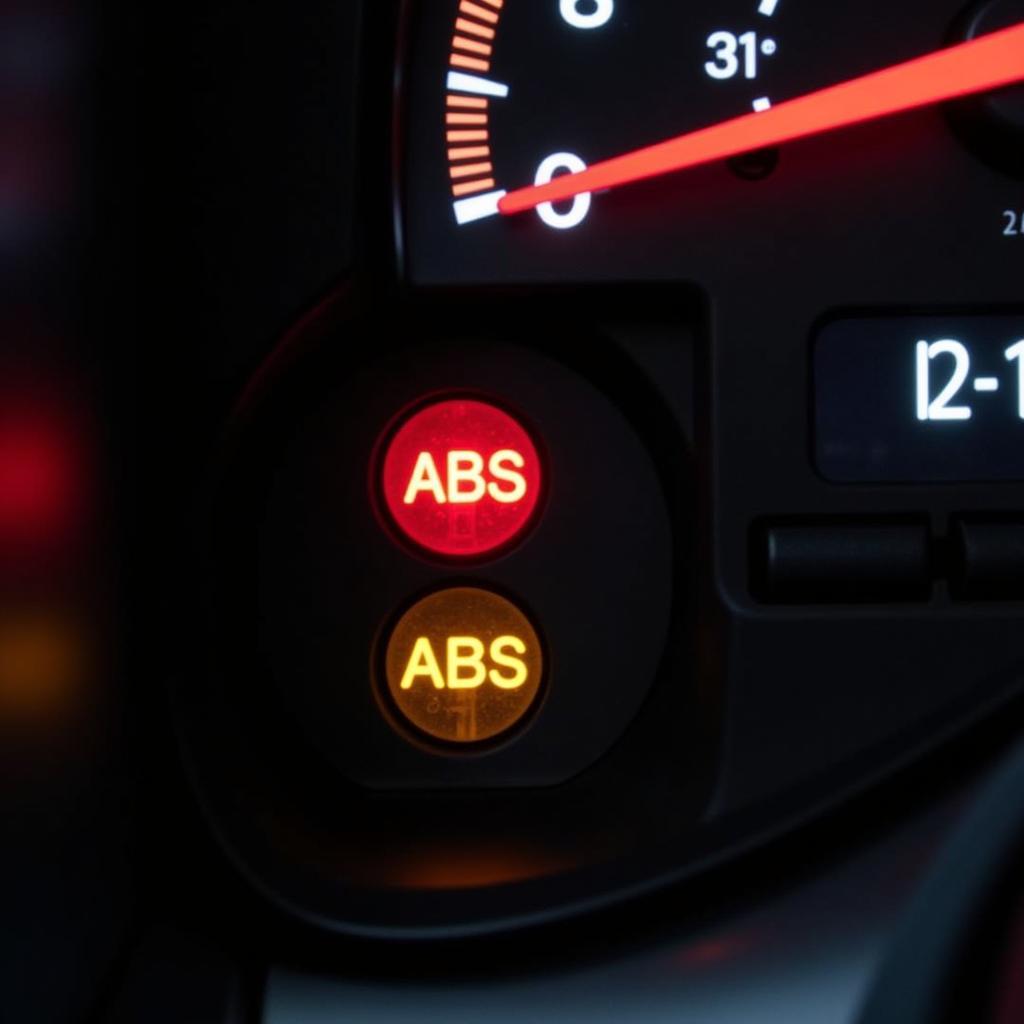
[560,0,614,30]
[704,30,777,81]
[1008,340,1024,419]
[1004,210,1022,237]
[916,338,1024,423]
[534,152,591,229]
[916,340,973,421]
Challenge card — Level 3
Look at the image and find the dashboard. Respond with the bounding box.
[1,1,1023,1021]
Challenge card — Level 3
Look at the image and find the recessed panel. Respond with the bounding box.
[816,314,1024,482]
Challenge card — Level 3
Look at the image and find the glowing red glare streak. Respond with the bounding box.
[499,22,1024,215]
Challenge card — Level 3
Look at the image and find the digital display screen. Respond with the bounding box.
[816,315,1024,482]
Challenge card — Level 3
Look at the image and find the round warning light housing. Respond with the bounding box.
[382,586,544,746]
[379,397,543,559]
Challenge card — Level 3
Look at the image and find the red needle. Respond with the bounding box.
[499,22,1024,215]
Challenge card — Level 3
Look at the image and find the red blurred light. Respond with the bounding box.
[380,397,542,559]
[0,410,81,548]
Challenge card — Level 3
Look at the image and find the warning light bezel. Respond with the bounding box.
[372,390,548,565]
[373,582,550,756]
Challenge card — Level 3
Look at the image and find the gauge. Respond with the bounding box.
[402,0,1024,284]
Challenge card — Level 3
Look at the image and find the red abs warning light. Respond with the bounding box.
[380,397,542,559]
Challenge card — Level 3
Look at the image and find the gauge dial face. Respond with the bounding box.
[402,0,1024,287]
[443,0,793,229]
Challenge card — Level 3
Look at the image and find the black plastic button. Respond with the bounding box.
[951,519,1024,600]
[757,522,931,603]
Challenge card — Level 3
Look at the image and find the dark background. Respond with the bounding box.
[1,2,1022,1020]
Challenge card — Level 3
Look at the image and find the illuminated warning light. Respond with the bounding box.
[380,397,542,559]
[383,587,544,745]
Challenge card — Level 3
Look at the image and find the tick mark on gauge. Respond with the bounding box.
[758,0,780,16]
[974,377,1000,392]
[446,71,510,98]
[753,96,772,112]
[454,189,508,224]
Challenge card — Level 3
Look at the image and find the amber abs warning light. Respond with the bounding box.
[383,586,544,746]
